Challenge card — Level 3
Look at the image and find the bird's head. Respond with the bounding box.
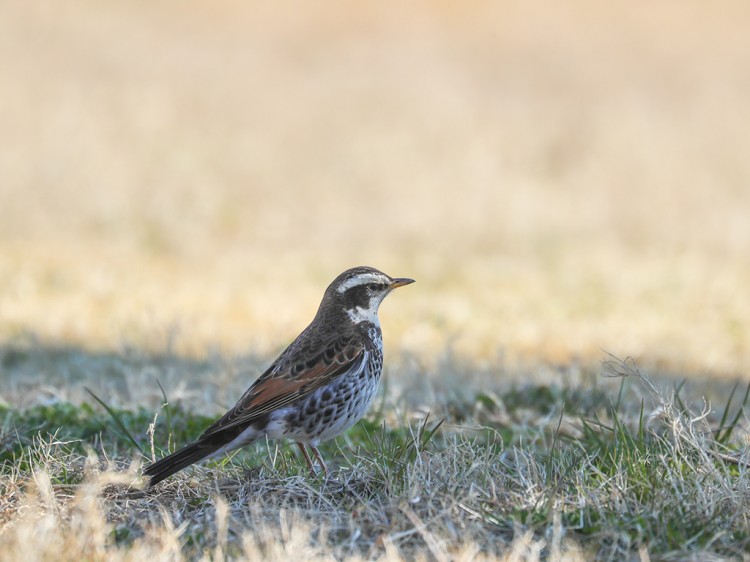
[322,266,414,325]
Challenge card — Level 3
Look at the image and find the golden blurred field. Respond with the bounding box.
[2,0,750,375]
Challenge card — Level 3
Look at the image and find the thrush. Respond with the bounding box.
[143,266,414,486]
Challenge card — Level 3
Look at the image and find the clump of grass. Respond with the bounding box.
[2,355,749,560]
[0,399,215,475]
[523,356,750,557]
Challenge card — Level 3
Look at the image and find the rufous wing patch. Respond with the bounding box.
[200,345,365,437]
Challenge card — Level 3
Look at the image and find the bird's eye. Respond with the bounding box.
[367,283,382,291]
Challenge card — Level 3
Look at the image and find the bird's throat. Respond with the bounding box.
[346,305,380,326]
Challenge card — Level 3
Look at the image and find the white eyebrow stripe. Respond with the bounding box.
[336,273,390,293]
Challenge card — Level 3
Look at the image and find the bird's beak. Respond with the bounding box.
[390,277,415,289]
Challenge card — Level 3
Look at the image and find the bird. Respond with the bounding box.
[143,266,414,486]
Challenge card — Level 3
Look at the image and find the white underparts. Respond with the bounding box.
[346,304,381,325]
[207,410,291,458]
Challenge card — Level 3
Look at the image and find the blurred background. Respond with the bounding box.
[1,0,749,377]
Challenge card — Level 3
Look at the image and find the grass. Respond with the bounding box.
[1,0,750,374]
[2,351,749,561]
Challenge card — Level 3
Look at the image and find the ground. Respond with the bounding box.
[1,1,750,560]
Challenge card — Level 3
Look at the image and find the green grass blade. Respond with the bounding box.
[85,387,144,454]
[716,380,750,445]
[155,379,173,452]
[673,379,688,414]
[715,381,738,439]
[638,398,645,442]
[419,415,444,450]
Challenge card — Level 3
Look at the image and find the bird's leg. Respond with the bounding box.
[296,442,316,474]
[310,445,329,478]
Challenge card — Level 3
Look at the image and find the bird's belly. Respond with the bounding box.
[209,411,296,457]
[281,367,381,445]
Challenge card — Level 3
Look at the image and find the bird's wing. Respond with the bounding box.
[199,333,365,438]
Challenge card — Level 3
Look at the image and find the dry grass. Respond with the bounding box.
[2,352,750,561]
[2,0,750,559]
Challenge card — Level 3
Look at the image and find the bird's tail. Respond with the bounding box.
[143,441,215,487]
